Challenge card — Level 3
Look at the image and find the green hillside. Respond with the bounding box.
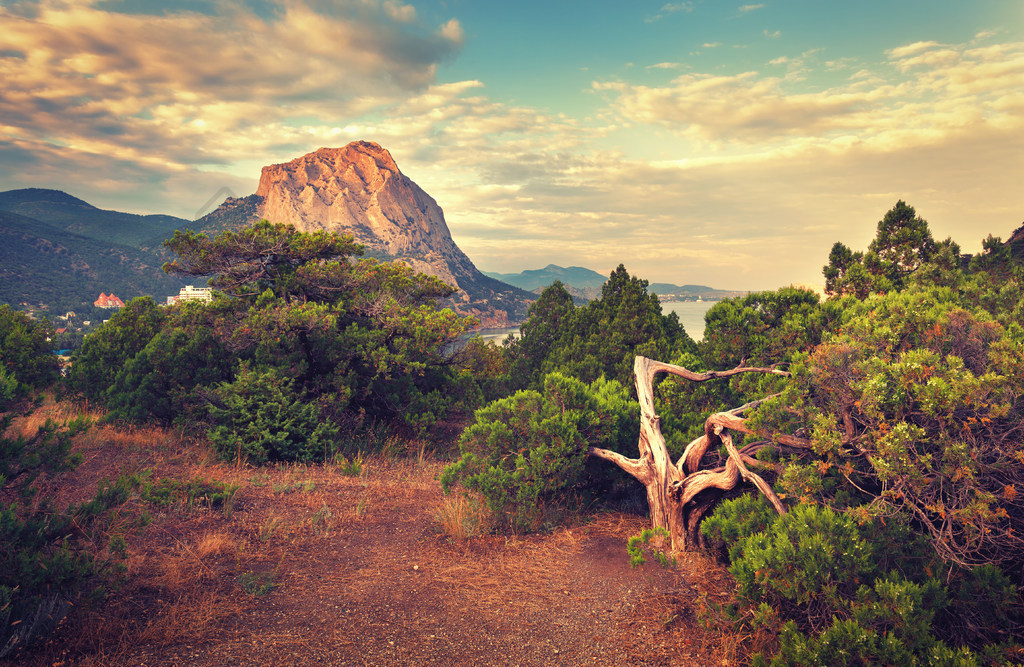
[0,208,187,313]
[0,188,190,250]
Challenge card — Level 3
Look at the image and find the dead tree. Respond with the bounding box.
[588,356,811,552]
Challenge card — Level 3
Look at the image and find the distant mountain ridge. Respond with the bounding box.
[0,188,189,250]
[0,147,537,325]
[483,265,605,301]
[648,283,748,300]
[485,264,746,301]
[484,264,607,291]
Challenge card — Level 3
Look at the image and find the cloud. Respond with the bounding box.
[592,38,1024,153]
[440,18,464,43]
[593,72,880,143]
[645,2,695,23]
[0,0,463,171]
[738,4,764,13]
[887,41,946,59]
[382,0,416,22]
[763,29,781,39]
[272,73,1005,290]
[366,39,1024,289]
[432,118,1024,289]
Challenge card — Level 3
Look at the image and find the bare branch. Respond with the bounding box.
[677,460,742,505]
[641,357,791,384]
[600,357,803,552]
[718,427,787,515]
[587,446,652,484]
[679,434,710,474]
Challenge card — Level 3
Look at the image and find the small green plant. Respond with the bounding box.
[271,479,316,494]
[108,534,127,559]
[140,477,239,515]
[355,496,369,518]
[236,571,278,597]
[334,452,363,477]
[627,527,676,568]
[311,503,333,535]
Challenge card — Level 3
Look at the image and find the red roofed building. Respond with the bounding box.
[94,293,126,309]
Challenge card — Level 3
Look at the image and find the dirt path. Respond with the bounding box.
[17,423,739,666]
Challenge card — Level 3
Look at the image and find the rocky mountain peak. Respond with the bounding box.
[255,141,401,208]
[205,141,533,325]
[254,142,470,283]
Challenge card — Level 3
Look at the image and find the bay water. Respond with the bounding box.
[472,299,716,345]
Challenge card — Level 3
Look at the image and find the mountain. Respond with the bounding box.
[0,208,187,313]
[0,188,189,250]
[648,283,747,300]
[484,264,748,302]
[484,265,605,290]
[197,141,534,325]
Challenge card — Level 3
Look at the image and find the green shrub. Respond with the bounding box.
[940,565,1021,651]
[206,365,338,464]
[766,576,975,667]
[700,493,780,562]
[440,372,635,532]
[731,503,876,619]
[0,416,136,658]
[704,498,1016,664]
[67,297,165,402]
[0,305,60,396]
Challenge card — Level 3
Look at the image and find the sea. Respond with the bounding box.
[473,299,716,345]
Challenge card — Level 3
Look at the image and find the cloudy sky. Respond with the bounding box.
[2,0,1022,290]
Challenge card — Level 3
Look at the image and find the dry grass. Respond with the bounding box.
[75,421,184,455]
[434,493,492,539]
[136,589,243,646]
[259,514,287,542]
[13,400,754,666]
[44,518,250,661]
[5,395,100,437]
[196,531,237,558]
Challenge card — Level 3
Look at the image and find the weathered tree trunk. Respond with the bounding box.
[589,356,807,553]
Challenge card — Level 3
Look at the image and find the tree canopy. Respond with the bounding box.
[504,265,695,392]
[162,221,366,303]
[74,221,483,460]
[824,200,942,297]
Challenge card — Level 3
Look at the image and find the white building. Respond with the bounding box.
[167,285,213,305]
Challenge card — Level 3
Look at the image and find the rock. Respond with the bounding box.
[200,141,533,324]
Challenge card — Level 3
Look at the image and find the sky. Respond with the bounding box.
[1,0,1022,290]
